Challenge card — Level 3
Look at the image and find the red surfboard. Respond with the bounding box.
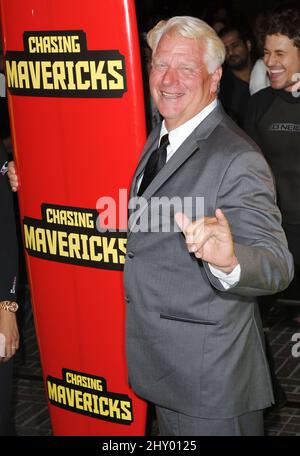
[0,0,147,435]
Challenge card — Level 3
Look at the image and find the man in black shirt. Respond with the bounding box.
[219,25,253,127]
[245,7,300,318]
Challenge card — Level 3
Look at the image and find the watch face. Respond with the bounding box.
[9,302,18,312]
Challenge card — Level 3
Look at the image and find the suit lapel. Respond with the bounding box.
[128,104,225,236]
[130,124,161,199]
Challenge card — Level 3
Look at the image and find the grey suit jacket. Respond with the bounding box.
[124,104,293,419]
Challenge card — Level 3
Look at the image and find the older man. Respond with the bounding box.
[124,16,293,436]
[6,15,294,436]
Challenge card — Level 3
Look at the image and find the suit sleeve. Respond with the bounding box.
[0,142,18,300]
[204,148,294,296]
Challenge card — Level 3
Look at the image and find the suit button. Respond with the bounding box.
[127,252,135,259]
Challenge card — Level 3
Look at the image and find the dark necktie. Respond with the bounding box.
[137,134,169,196]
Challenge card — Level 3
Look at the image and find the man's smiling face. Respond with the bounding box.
[264,33,300,92]
[149,32,221,130]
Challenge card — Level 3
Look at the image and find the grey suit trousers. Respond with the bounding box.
[155,406,264,436]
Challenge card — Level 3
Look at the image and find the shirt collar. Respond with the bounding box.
[159,98,218,153]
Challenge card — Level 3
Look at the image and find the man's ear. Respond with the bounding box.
[246,40,252,53]
[210,66,222,93]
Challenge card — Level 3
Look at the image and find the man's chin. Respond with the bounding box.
[270,80,292,91]
[227,60,245,70]
[157,107,180,120]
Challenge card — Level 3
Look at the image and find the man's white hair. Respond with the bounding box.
[147,16,225,74]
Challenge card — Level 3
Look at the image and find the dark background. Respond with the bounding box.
[135,0,294,31]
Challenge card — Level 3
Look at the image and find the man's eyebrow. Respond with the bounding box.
[264,46,286,52]
[226,40,241,45]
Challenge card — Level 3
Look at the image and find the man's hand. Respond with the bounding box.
[291,75,300,97]
[175,208,238,274]
[7,161,19,192]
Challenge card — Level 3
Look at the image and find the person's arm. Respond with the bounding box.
[176,149,293,296]
[0,310,19,361]
[0,142,19,362]
[7,160,19,192]
[205,149,293,296]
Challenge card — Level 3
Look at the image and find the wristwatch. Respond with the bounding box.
[0,300,19,312]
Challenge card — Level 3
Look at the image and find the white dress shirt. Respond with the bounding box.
[139,99,241,288]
